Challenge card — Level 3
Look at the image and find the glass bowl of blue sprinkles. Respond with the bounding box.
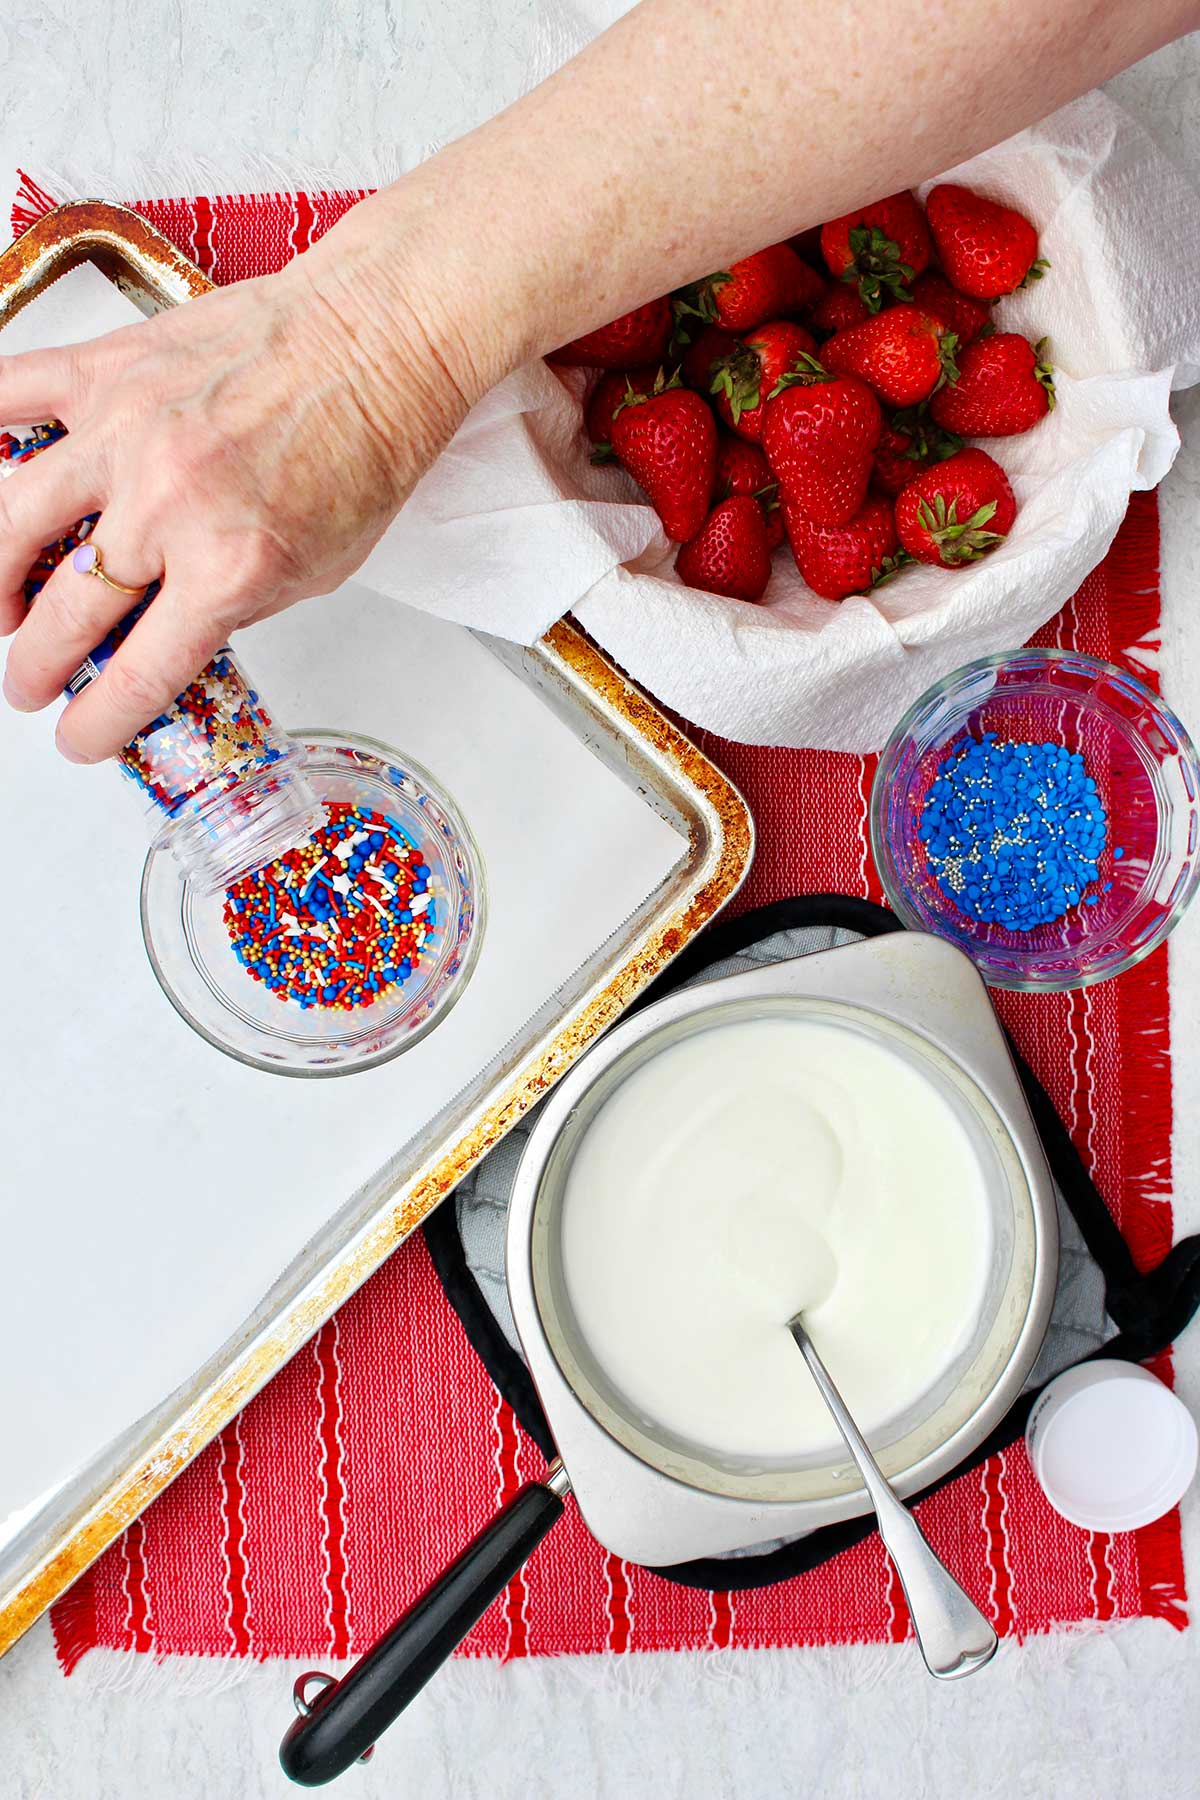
[141,730,486,1075]
[871,650,1200,989]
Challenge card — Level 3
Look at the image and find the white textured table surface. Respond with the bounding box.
[3,12,1200,1800]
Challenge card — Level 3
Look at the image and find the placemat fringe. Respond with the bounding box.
[1131,1506,1189,1630]
[1120,947,1176,1270]
[10,168,58,236]
[48,1571,96,1679]
[1106,486,1163,683]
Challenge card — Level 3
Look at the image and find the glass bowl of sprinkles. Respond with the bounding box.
[141,731,485,1075]
[871,650,1200,989]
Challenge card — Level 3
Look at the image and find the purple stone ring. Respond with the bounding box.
[71,540,146,596]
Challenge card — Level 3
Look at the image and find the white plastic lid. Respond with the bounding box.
[1026,1361,1198,1533]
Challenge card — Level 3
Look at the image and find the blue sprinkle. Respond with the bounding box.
[1114,846,1124,859]
[919,735,1109,933]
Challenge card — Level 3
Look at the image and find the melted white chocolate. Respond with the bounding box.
[559,1015,991,1462]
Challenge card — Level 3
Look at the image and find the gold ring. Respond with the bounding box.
[70,540,147,596]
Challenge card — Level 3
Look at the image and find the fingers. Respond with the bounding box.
[3,517,161,714]
[0,438,102,635]
[53,573,230,765]
[0,344,87,426]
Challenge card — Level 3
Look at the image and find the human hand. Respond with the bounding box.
[0,216,477,762]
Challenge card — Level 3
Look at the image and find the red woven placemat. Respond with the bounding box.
[10,175,1184,1668]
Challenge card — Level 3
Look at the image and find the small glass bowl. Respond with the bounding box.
[142,730,486,1075]
[870,651,1200,990]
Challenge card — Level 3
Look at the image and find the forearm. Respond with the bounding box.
[313,0,1199,408]
[5,0,1194,763]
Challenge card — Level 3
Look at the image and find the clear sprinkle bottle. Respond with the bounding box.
[2,423,322,892]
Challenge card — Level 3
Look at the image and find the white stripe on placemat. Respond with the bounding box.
[314,1317,351,1658]
[855,756,873,899]
[488,1389,513,1659]
[707,1588,735,1650]
[218,1412,252,1655]
[603,1553,636,1654]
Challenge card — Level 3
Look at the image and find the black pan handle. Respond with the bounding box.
[278,1467,570,1786]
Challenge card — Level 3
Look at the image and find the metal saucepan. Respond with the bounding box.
[280,931,1058,1784]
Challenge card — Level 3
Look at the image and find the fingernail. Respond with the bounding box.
[3,672,37,711]
[55,731,96,765]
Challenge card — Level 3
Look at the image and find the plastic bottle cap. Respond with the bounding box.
[1026,1360,1198,1533]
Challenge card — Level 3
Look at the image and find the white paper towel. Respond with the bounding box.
[357,89,1200,751]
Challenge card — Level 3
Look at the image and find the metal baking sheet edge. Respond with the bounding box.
[0,203,755,1656]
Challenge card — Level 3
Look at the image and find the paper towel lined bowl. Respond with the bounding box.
[360,91,1200,753]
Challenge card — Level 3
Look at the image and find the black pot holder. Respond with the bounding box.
[424,896,1200,1590]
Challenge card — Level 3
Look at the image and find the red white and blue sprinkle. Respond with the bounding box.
[222,803,438,1009]
[920,734,1108,929]
[2,422,284,823]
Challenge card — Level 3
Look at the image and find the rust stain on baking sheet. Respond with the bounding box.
[0,200,211,325]
[0,205,753,1661]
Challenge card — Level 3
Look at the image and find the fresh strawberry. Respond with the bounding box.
[871,409,962,497]
[714,436,782,546]
[679,324,738,391]
[784,492,903,600]
[788,225,825,265]
[610,375,717,542]
[909,272,993,345]
[822,308,957,408]
[761,358,883,527]
[810,284,872,337]
[584,366,660,452]
[925,184,1045,299]
[819,192,931,311]
[550,297,672,369]
[895,447,1017,567]
[710,320,817,442]
[930,334,1055,437]
[674,244,824,338]
[714,435,772,498]
[676,496,772,602]
[872,421,920,498]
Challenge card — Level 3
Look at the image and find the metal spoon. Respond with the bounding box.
[788,1314,998,1680]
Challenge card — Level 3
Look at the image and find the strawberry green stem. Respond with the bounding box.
[611,367,681,418]
[934,331,960,391]
[710,344,761,423]
[844,225,915,313]
[1033,337,1057,409]
[670,272,732,344]
[871,550,912,588]
[768,351,831,398]
[915,494,1005,564]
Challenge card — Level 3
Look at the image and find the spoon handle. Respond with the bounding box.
[789,1319,998,1680]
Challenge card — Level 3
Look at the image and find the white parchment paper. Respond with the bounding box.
[0,273,683,1543]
